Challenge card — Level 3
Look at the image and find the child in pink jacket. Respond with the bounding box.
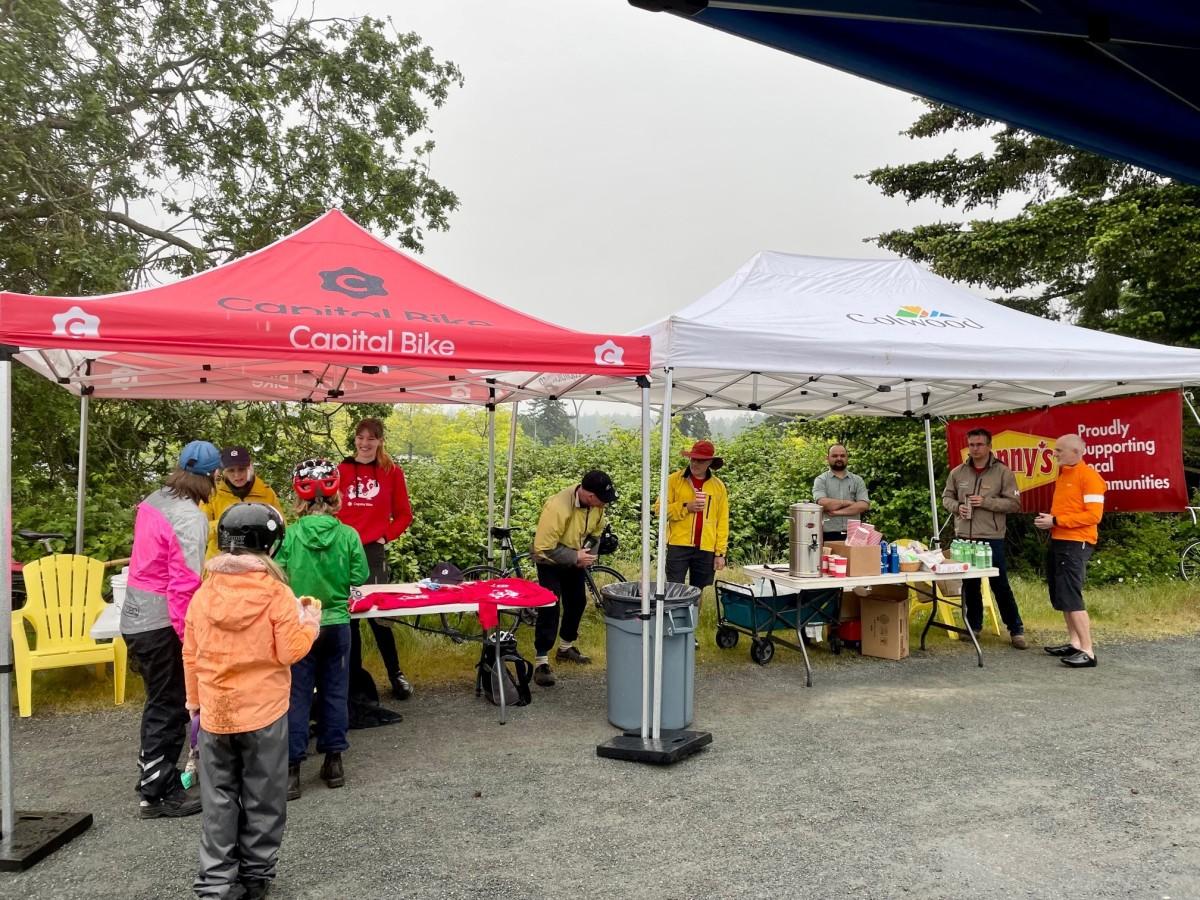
[183,503,319,900]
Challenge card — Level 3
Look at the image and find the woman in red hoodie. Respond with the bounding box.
[338,417,414,701]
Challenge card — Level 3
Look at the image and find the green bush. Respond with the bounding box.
[10,389,1178,587]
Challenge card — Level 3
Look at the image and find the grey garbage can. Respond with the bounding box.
[600,581,700,731]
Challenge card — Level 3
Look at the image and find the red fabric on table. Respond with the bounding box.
[349,578,557,630]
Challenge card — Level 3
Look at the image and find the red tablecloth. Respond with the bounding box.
[349,579,556,630]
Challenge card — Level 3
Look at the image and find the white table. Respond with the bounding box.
[742,564,1000,679]
[92,584,556,723]
[91,584,554,641]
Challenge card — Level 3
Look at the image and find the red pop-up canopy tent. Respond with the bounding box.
[0,209,649,403]
[0,210,656,865]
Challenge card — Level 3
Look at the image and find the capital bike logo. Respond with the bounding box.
[594,339,625,366]
[319,266,387,300]
[51,306,101,338]
[846,305,983,329]
[958,429,1057,490]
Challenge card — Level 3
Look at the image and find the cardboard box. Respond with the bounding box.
[860,592,910,660]
[864,583,909,603]
[825,541,882,577]
[838,590,860,622]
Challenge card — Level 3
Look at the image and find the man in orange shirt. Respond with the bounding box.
[1034,433,1106,668]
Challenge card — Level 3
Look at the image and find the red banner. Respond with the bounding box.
[945,392,1186,513]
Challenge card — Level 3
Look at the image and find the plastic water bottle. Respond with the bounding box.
[983,543,993,568]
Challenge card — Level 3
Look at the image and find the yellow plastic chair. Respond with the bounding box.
[12,554,127,717]
[895,540,1001,639]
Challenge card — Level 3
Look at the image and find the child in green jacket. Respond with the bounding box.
[275,458,369,800]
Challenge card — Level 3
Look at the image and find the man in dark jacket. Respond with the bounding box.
[942,428,1027,649]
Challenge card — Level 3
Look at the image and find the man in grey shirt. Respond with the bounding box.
[812,444,870,542]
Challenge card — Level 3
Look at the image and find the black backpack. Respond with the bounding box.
[475,632,533,707]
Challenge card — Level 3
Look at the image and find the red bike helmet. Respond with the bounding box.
[292,457,340,501]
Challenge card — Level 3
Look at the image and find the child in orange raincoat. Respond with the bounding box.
[182,503,319,900]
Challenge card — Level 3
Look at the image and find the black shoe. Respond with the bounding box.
[533,663,556,686]
[1044,643,1079,656]
[139,784,201,819]
[287,763,301,801]
[555,645,592,665]
[320,752,345,788]
[390,672,414,701]
[241,877,272,900]
[1061,650,1097,668]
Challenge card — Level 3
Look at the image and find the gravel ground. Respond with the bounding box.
[4,635,1200,899]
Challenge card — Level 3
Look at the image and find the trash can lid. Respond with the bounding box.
[600,581,701,619]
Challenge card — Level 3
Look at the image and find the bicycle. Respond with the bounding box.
[439,525,626,642]
[10,529,68,610]
[1179,507,1200,581]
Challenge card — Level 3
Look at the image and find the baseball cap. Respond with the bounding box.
[428,562,464,585]
[220,445,252,468]
[581,469,618,504]
[682,439,724,470]
[178,440,221,476]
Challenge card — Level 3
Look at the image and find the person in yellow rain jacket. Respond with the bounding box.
[201,446,285,558]
[529,470,615,687]
[659,440,730,590]
[1035,433,1106,669]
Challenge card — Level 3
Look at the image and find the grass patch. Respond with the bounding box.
[18,567,1200,716]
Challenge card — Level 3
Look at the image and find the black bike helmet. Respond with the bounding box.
[597,524,619,556]
[217,503,286,555]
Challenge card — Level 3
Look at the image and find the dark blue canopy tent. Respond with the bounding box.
[629,1,1200,184]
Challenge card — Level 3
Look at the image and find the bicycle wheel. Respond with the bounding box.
[441,565,505,642]
[585,564,627,610]
[1180,542,1200,582]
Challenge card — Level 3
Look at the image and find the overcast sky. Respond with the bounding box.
[304,0,997,332]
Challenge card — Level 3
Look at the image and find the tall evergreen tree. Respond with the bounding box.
[863,102,1200,346]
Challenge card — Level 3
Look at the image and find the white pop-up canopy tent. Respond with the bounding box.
[521,252,1200,548]
[582,252,1200,418]
[517,253,1200,731]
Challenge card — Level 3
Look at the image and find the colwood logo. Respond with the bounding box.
[319,267,387,300]
[846,307,982,329]
[594,340,624,366]
[52,306,101,338]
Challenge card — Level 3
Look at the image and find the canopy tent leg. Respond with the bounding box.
[1185,389,1200,429]
[597,369,711,765]
[0,346,92,870]
[74,372,91,555]
[501,402,518,569]
[651,370,673,739]
[924,416,942,548]
[639,378,652,738]
[486,386,496,563]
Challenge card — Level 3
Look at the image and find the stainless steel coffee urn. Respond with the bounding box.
[788,502,824,577]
